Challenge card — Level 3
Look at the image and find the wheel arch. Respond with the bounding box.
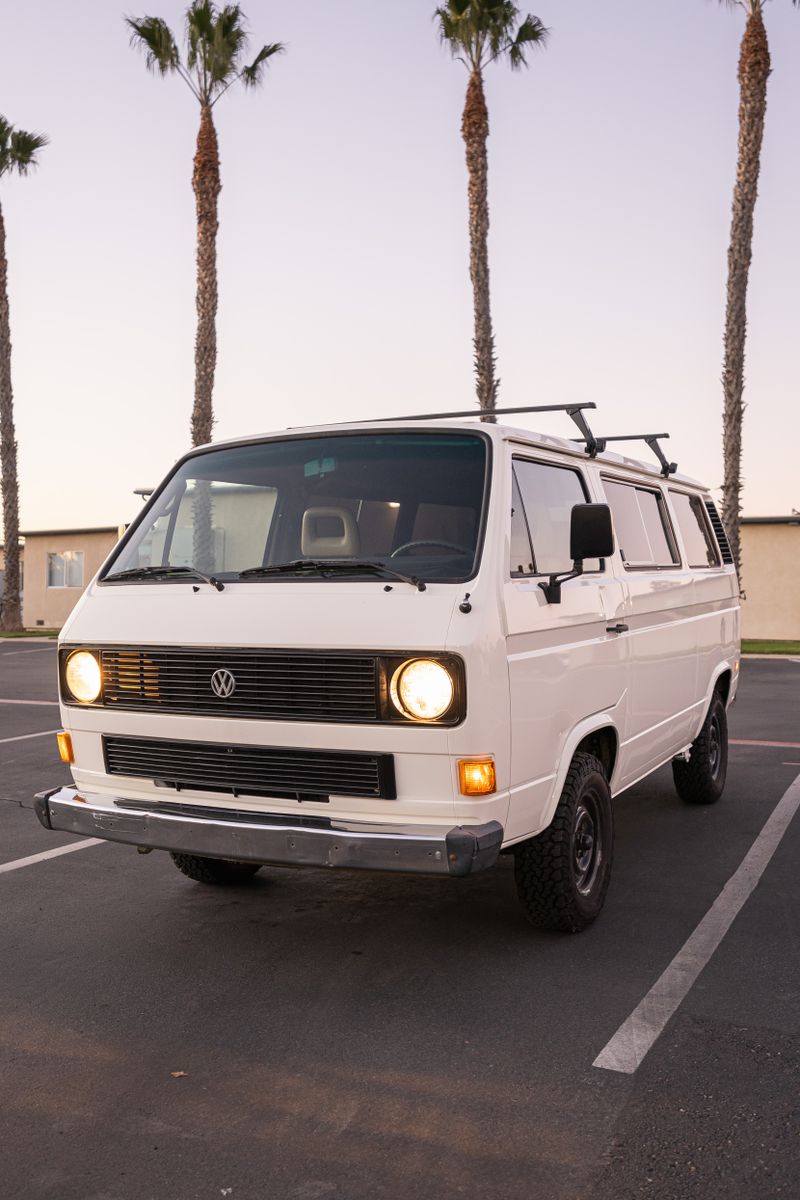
[543,713,621,830]
[689,660,737,742]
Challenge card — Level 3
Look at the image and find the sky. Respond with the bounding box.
[2,0,799,536]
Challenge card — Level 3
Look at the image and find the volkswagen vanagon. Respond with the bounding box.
[34,405,740,931]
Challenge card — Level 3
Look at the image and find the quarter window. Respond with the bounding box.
[669,491,721,568]
[47,551,84,588]
[510,474,534,575]
[603,480,678,568]
[512,459,598,575]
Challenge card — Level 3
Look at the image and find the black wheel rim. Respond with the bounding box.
[573,792,603,896]
[709,714,722,781]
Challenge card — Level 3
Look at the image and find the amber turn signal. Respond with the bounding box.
[56,731,74,764]
[458,758,496,796]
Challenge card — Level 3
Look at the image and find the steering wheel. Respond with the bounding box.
[390,539,472,558]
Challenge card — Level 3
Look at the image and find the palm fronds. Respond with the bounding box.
[241,42,284,89]
[126,15,181,75]
[435,0,547,72]
[0,116,49,179]
[127,2,283,106]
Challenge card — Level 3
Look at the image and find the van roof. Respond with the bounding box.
[193,417,709,493]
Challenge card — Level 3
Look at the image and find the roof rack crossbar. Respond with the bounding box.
[572,432,678,477]
[365,402,597,423]
[360,402,606,458]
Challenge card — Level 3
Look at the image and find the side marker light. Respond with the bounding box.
[56,732,74,764]
[458,758,496,796]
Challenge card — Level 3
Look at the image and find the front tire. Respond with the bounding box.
[514,751,614,933]
[170,853,262,885]
[672,690,728,806]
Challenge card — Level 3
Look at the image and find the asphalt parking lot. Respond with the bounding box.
[1,641,799,1200]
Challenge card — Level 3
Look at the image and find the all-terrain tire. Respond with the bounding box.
[672,690,728,806]
[170,853,262,885]
[514,751,614,933]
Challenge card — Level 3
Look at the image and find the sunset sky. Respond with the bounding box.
[2,0,799,535]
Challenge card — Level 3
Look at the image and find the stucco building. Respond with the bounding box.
[19,527,121,629]
[739,515,800,641]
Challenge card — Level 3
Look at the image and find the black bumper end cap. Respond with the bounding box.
[445,820,504,877]
[33,788,60,830]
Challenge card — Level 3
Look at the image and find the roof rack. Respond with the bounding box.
[292,406,678,473]
[571,433,678,477]
[365,403,606,456]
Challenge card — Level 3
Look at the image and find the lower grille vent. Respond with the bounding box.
[103,736,396,801]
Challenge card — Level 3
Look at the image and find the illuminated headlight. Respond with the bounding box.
[64,651,102,704]
[390,658,454,722]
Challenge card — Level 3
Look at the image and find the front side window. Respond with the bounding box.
[104,433,488,585]
[47,551,84,588]
[512,459,598,575]
[669,491,720,568]
[603,479,678,568]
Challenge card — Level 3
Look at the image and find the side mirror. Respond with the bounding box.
[539,503,614,604]
[570,503,614,561]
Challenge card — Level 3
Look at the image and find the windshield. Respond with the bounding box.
[105,432,489,584]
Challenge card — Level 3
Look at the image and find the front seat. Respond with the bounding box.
[301,507,361,558]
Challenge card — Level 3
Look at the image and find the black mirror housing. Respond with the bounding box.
[570,504,614,562]
[539,504,615,604]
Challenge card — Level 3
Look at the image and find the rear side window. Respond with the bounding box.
[512,459,598,575]
[670,491,721,568]
[603,479,678,568]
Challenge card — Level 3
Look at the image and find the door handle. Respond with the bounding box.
[606,623,629,634]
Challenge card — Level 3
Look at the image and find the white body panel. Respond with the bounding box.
[55,420,740,857]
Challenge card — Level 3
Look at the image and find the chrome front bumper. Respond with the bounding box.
[34,787,504,878]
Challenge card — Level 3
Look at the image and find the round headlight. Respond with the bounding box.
[390,659,454,721]
[65,651,102,703]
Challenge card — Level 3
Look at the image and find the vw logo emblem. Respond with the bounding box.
[210,668,237,699]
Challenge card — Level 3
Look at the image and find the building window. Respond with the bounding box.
[47,551,84,588]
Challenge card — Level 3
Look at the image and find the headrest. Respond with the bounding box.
[301,507,361,558]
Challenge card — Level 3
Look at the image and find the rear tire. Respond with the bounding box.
[672,690,728,806]
[170,853,262,885]
[514,751,614,933]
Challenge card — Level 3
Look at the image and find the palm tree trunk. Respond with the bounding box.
[0,200,23,632]
[721,7,770,579]
[191,102,221,448]
[462,69,498,421]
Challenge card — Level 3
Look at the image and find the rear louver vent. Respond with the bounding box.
[704,501,734,565]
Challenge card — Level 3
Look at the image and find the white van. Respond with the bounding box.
[34,405,740,932]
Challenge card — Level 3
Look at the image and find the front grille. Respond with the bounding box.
[100,648,379,723]
[103,735,396,801]
[704,501,734,565]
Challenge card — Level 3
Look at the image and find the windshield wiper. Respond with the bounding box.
[238,559,427,592]
[104,565,225,592]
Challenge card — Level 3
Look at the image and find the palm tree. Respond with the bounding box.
[0,118,47,633]
[435,1,546,419]
[720,0,796,576]
[127,2,283,448]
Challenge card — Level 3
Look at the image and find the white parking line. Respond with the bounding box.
[0,698,59,706]
[594,770,800,1074]
[0,647,57,657]
[0,839,102,875]
[0,729,59,745]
